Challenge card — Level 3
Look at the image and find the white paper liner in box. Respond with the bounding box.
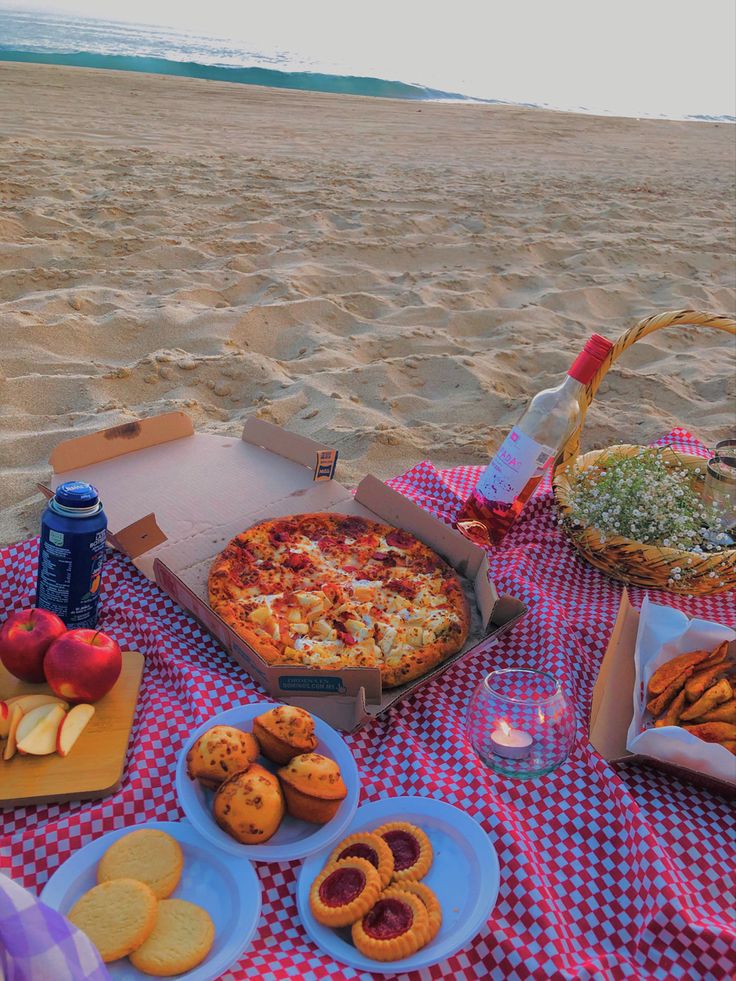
[626,596,736,784]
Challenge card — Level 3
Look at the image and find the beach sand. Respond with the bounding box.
[1,62,734,545]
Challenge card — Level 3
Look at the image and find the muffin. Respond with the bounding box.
[253,705,318,764]
[186,725,260,790]
[277,752,347,824]
[213,763,285,844]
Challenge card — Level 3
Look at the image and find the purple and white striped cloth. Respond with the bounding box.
[0,873,109,981]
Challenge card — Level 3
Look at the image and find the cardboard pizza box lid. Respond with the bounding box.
[590,590,735,798]
[48,412,340,577]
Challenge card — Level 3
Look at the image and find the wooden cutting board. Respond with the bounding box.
[0,651,144,809]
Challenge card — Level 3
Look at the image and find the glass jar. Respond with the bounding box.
[703,438,736,537]
[466,668,575,780]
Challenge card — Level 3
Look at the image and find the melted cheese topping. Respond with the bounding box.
[243,571,460,668]
[217,520,465,672]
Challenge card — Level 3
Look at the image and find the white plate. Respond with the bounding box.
[296,796,500,975]
[176,703,360,861]
[40,820,261,981]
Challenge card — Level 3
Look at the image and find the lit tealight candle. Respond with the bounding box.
[490,720,533,760]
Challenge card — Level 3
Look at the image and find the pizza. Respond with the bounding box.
[208,512,470,688]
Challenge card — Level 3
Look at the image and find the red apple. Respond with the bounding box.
[0,608,67,683]
[43,629,122,704]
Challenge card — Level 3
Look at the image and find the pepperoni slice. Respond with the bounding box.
[382,830,420,871]
[362,897,413,940]
[284,553,310,571]
[385,528,415,549]
[339,843,379,868]
[317,536,339,550]
[338,517,369,539]
[337,631,356,645]
[269,527,291,545]
[318,866,366,908]
[386,578,419,599]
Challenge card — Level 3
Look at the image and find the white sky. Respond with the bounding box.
[4,0,736,116]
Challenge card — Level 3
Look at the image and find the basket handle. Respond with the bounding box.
[554,308,736,475]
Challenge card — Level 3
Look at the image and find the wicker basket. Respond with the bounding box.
[553,309,736,596]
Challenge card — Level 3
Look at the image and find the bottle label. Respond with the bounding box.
[476,428,556,504]
[37,524,106,628]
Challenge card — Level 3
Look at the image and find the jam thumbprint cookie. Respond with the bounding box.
[352,887,429,962]
[310,857,382,927]
[374,822,433,881]
[327,832,395,888]
[394,881,442,944]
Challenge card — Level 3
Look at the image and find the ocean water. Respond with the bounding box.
[0,6,733,120]
[0,8,481,103]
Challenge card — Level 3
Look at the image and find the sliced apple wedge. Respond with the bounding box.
[10,694,68,715]
[16,705,66,756]
[57,704,95,757]
[0,701,9,739]
[1,695,67,738]
[13,694,67,709]
[3,704,24,760]
[15,703,62,747]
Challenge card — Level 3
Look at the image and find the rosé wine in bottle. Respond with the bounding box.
[456,333,614,547]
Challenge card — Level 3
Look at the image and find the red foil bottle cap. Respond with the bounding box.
[568,333,613,385]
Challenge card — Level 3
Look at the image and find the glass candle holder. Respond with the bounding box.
[466,668,575,779]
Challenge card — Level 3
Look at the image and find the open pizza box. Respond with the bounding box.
[44,411,526,731]
[590,590,735,798]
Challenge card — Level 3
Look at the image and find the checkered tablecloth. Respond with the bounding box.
[1,429,734,980]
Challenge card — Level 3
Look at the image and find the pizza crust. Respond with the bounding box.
[208,513,471,688]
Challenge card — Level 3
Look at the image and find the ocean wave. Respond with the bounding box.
[0,48,484,102]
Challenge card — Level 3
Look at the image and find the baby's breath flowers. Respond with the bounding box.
[567,448,732,556]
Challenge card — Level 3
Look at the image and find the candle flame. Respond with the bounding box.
[538,708,546,724]
[499,719,511,737]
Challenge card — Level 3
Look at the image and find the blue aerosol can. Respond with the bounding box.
[36,481,108,629]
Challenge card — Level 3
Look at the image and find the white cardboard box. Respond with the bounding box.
[45,411,526,730]
[590,591,735,797]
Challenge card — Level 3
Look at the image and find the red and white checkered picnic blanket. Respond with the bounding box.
[1,429,734,980]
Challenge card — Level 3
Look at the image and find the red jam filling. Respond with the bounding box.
[382,830,420,871]
[339,843,378,868]
[363,898,413,940]
[319,867,366,908]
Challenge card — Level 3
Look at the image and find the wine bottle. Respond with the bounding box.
[456,333,613,546]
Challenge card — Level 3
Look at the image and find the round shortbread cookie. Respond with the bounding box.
[68,878,158,963]
[97,829,184,899]
[129,899,215,976]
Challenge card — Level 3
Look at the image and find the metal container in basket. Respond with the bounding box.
[553,309,736,596]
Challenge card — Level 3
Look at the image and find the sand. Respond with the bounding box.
[0,62,734,545]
